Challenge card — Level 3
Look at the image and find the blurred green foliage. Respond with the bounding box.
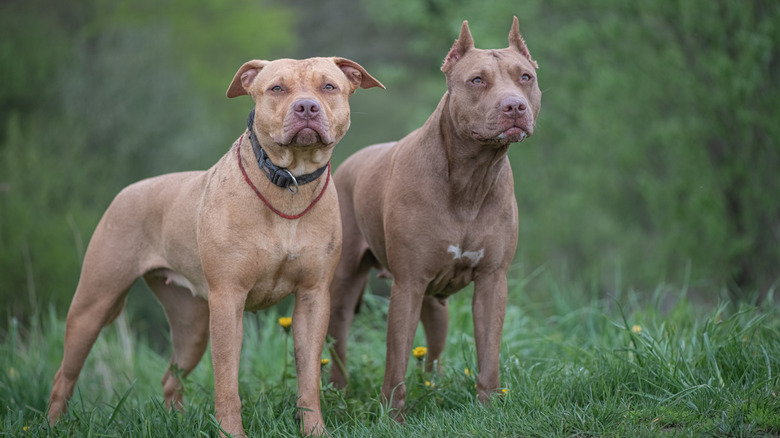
[0,0,295,318]
[1,0,778,326]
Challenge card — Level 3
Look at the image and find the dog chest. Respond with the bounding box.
[423,244,482,297]
[241,240,331,312]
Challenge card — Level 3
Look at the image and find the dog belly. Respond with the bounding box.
[160,269,196,290]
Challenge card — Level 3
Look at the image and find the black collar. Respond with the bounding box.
[246,108,329,193]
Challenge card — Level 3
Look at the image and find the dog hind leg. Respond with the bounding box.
[420,296,449,372]
[48,259,138,423]
[144,270,210,410]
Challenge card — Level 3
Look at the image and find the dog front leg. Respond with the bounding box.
[472,271,508,402]
[208,293,246,437]
[292,287,329,436]
[381,279,426,420]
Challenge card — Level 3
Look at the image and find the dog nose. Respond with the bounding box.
[294,99,320,118]
[500,96,527,117]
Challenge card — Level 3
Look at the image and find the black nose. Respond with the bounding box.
[294,99,320,118]
[500,96,527,117]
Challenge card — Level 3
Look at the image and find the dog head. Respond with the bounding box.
[441,17,541,146]
[227,57,384,172]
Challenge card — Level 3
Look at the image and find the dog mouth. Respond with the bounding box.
[279,122,334,147]
[472,125,531,144]
[291,127,321,146]
[496,126,528,142]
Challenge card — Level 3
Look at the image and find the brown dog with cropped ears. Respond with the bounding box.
[327,17,541,418]
[47,56,383,436]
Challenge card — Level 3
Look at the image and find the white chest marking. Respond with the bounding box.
[447,245,485,268]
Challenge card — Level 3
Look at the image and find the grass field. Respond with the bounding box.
[2,271,779,437]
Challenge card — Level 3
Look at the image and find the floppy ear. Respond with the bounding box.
[333,57,386,93]
[508,16,538,69]
[226,60,270,98]
[441,21,475,73]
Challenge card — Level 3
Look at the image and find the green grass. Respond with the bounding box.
[2,272,779,437]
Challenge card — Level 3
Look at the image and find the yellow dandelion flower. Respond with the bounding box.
[631,325,642,334]
[425,381,433,387]
[502,388,509,395]
[321,358,330,366]
[23,426,29,431]
[412,346,427,359]
[278,317,292,329]
[464,367,472,377]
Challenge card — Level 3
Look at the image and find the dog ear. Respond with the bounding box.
[226,60,270,98]
[508,16,538,69]
[441,21,475,73]
[333,58,386,93]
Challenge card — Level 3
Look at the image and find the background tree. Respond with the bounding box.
[1,0,777,334]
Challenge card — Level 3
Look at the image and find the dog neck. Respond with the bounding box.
[432,94,511,207]
[236,134,331,220]
[246,108,329,194]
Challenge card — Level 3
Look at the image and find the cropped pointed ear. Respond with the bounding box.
[333,57,385,94]
[226,60,270,98]
[441,21,475,73]
[508,16,538,69]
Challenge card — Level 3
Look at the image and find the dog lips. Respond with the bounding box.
[293,127,320,145]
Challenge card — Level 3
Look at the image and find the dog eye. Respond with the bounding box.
[270,85,284,92]
[471,77,484,85]
[521,73,533,81]
[323,83,337,91]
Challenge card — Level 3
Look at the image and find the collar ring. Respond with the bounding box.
[282,169,299,194]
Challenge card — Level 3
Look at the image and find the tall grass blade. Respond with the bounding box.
[702,332,724,387]
[106,380,136,426]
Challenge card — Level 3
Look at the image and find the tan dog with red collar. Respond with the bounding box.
[328,17,541,418]
[47,57,383,436]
